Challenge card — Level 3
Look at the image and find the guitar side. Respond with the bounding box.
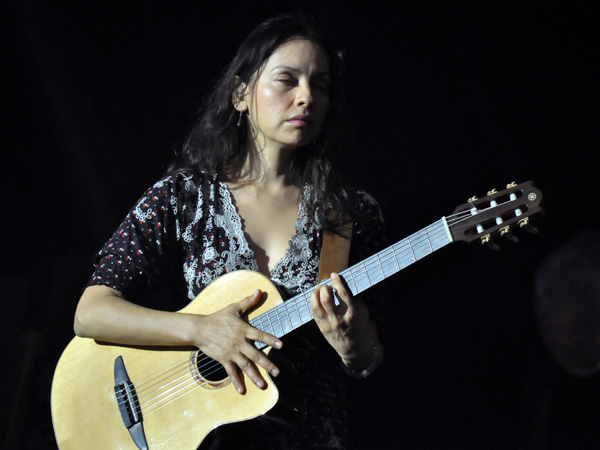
[51,271,282,450]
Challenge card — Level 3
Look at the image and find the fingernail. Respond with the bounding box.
[271,368,280,377]
[237,386,243,394]
[331,272,337,279]
[255,379,264,388]
[273,340,282,349]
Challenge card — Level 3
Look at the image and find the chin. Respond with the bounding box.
[293,131,319,147]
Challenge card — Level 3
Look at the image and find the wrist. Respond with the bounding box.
[341,338,383,379]
[179,312,206,347]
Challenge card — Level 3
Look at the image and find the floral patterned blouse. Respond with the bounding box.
[88,171,383,311]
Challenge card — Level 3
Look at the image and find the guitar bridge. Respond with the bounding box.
[114,355,149,450]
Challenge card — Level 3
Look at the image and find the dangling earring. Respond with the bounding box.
[236,83,245,127]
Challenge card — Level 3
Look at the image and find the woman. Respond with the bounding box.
[75,13,383,449]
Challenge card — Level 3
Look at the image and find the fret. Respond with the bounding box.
[407,236,417,264]
[268,309,283,338]
[380,249,397,278]
[343,269,359,296]
[251,314,272,346]
[299,301,310,324]
[413,232,432,260]
[396,243,416,269]
[425,227,434,253]
[353,262,371,293]
[431,224,449,251]
[362,261,373,287]
[288,298,303,329]
[252,313,268,334]
[279,305,293,334]
[366,254,385,285]
[279,307,291,335]
[390,243,401,274]
[296,294,312,324]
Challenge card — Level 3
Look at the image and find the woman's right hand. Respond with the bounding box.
[188,289,283,395]
[75,285,282,396]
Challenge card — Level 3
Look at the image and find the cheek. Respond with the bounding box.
[257,86,288,113]
[251,94,287,133]
[315,96,330,126]
[260,90,282,118]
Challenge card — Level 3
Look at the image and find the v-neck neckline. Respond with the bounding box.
[219,181,307,278]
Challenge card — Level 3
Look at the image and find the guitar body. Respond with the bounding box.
[51,270,282,450]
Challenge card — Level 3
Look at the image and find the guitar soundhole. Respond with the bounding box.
[192,351,230,388]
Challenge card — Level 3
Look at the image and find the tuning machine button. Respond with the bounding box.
[500,226,519,243]
[519,217,538,234]
[487,189,498,196]
[481,234,500,251]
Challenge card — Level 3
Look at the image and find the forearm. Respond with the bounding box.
[339,318,382,371]
[74,285,196,347]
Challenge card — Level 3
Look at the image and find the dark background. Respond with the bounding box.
[2,1,599,448]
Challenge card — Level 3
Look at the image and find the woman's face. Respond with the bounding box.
[242,39,331,153]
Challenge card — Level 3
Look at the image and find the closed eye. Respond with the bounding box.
[312,75,331,92]
[312,81,330,92]
[276,77,298,86]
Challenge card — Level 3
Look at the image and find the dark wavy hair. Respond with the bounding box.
[167,13,366,234]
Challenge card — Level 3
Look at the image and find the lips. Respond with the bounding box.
[287,115,312,126]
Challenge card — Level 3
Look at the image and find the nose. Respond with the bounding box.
[295,82,313,108]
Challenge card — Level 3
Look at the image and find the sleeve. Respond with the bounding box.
[350,191,385,264]
[86,174,194,302]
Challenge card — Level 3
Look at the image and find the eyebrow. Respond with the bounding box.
[270,65,330,77]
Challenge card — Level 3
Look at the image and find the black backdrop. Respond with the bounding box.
[3,1,599,448]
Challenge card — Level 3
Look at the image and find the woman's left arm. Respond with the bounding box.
[311,272,383,377]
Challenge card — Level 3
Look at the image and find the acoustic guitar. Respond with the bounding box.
[51,181,542,449]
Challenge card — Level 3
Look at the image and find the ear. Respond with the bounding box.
[232,77,248,112]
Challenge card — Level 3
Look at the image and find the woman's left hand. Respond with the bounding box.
[311,272,380,370]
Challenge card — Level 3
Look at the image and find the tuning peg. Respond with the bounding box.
[500,226,519,243]
[506,181,517,189]
[468,196,478,203]
[487,189,498,196]
[481,234,500,251]
[518,217,539,234]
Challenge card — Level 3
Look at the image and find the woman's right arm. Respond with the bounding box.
[74,285,283,394]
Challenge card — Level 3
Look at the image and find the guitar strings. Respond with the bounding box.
[119,351,222,415]
[254,211,471,331]
[119,207,495,416]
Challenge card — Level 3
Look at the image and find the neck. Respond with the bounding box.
[231,140,297,188]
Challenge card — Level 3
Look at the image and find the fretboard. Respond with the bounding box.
[251,217,453,344]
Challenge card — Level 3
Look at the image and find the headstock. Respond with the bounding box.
[447,181,542,247]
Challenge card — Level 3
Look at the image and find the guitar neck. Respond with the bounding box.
[251,217,453,343]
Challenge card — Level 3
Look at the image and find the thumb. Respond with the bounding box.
[236,289,262,314]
